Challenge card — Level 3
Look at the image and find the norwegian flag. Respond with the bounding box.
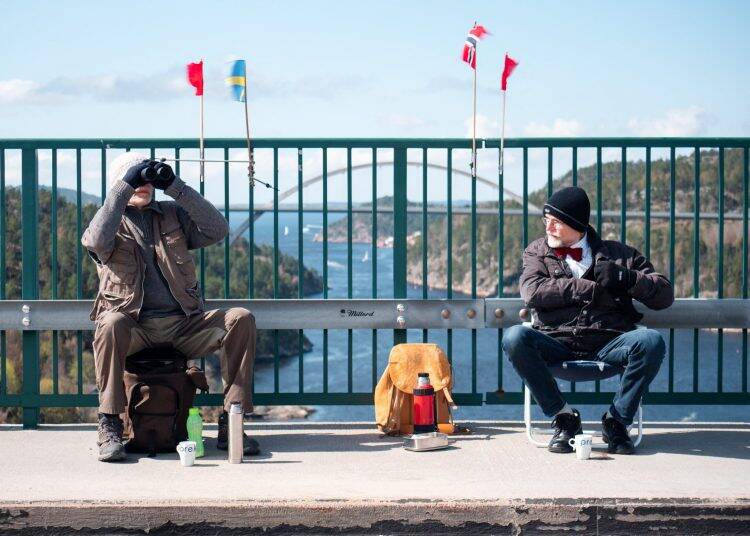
[462,24,489,70]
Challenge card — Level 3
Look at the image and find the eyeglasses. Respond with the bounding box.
[541,216,565,228]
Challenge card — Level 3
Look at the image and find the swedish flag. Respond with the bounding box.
[225,60,247,102]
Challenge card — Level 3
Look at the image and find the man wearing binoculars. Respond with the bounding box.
[82,152,258,462]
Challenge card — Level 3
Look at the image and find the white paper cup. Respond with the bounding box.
[568,434,593,460]
[176,441,196,466]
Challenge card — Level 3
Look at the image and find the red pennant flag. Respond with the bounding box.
[501,54,518,91]
[187,61,204,96]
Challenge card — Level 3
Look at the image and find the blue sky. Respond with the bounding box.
[1,0,748,201]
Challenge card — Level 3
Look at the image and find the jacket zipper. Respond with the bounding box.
[135,253,147,320]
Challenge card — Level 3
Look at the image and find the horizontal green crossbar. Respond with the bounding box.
[1,137,749,150]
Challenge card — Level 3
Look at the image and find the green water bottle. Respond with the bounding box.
[186,407,205,458]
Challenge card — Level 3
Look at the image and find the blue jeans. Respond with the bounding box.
[502,325,665,425]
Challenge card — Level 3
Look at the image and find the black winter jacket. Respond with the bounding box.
[519,226,674,355]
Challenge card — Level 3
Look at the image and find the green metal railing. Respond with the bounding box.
[0,138,748,429]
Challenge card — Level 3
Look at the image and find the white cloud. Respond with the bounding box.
[627,106,707,136]
[37,152,77,165]
[420,75,496,96]
[0,79,45,104]
[523,118,584,137]
[464,113,500,138]
[0,73,185,105]
[0,67,368,106]
[224,147,376,186]
[256,73,367,99]
[388,114,429,129]
[601,147,623,162]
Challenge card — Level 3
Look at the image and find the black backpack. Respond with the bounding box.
[122,347,209,457]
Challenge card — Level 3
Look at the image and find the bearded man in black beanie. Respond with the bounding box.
[502,186,674,454]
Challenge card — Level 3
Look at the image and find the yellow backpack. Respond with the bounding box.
[374,343,456,435]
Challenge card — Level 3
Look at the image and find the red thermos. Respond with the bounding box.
[413,372,437,434]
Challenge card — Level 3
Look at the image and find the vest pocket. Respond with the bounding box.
[163,228,197,280]
[545,259,566,278]
[184,282,204,309]
[107,266,137,285]
[106,243,138,284]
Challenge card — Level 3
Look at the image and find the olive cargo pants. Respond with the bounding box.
[93,308,256,415]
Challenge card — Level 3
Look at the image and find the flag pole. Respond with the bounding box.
[242,71,255,187]
[471,22,478,182]
[500,87,507,176]
[199,58,205,182]
[472,60,477,181]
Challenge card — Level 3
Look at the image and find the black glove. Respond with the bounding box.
[594,260,636,291]
[121,160,152,189]
[150,161,176,190]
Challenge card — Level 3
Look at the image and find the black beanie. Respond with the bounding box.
[543,186,590,232]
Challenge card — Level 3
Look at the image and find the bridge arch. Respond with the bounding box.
[229,161,534,244]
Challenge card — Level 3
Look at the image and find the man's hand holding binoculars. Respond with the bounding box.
[121,160,176,190]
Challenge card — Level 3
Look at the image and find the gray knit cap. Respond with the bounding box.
[108,152,149,188]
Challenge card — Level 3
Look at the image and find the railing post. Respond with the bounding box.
[21,147,40,428]
[393,146,407,346]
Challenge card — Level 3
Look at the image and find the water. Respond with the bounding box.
[229,211,749,423]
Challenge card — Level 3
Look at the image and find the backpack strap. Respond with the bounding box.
[128,382,147,416]
[385,386,403,435]
[131,382,181,417]
[441,387,456,409]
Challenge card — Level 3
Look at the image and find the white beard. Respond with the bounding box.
[546,234,566,248]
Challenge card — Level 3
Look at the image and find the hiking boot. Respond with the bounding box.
[548,408,582,453]
[217,411,260,456]
[97,413,126,462]
[601,412,635,454]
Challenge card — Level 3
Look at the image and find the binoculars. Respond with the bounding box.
[140,160,175,182]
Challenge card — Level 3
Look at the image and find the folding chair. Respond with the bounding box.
[524,359,643,448]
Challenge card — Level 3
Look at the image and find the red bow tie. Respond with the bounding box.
[553,247,583,262]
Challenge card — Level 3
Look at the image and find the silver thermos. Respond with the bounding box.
[228,402,243,464]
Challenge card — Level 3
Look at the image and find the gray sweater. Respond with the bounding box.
[83,177,229,319]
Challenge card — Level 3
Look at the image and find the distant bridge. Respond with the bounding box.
[228,160,536,244]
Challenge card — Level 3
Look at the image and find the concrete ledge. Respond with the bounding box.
[1,422,748,534]
[3,500,750,535]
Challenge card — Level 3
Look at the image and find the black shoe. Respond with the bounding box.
[548,408,582,453]
[217,411,261,456]
[601,413,635,454]
[97,413,126,462]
